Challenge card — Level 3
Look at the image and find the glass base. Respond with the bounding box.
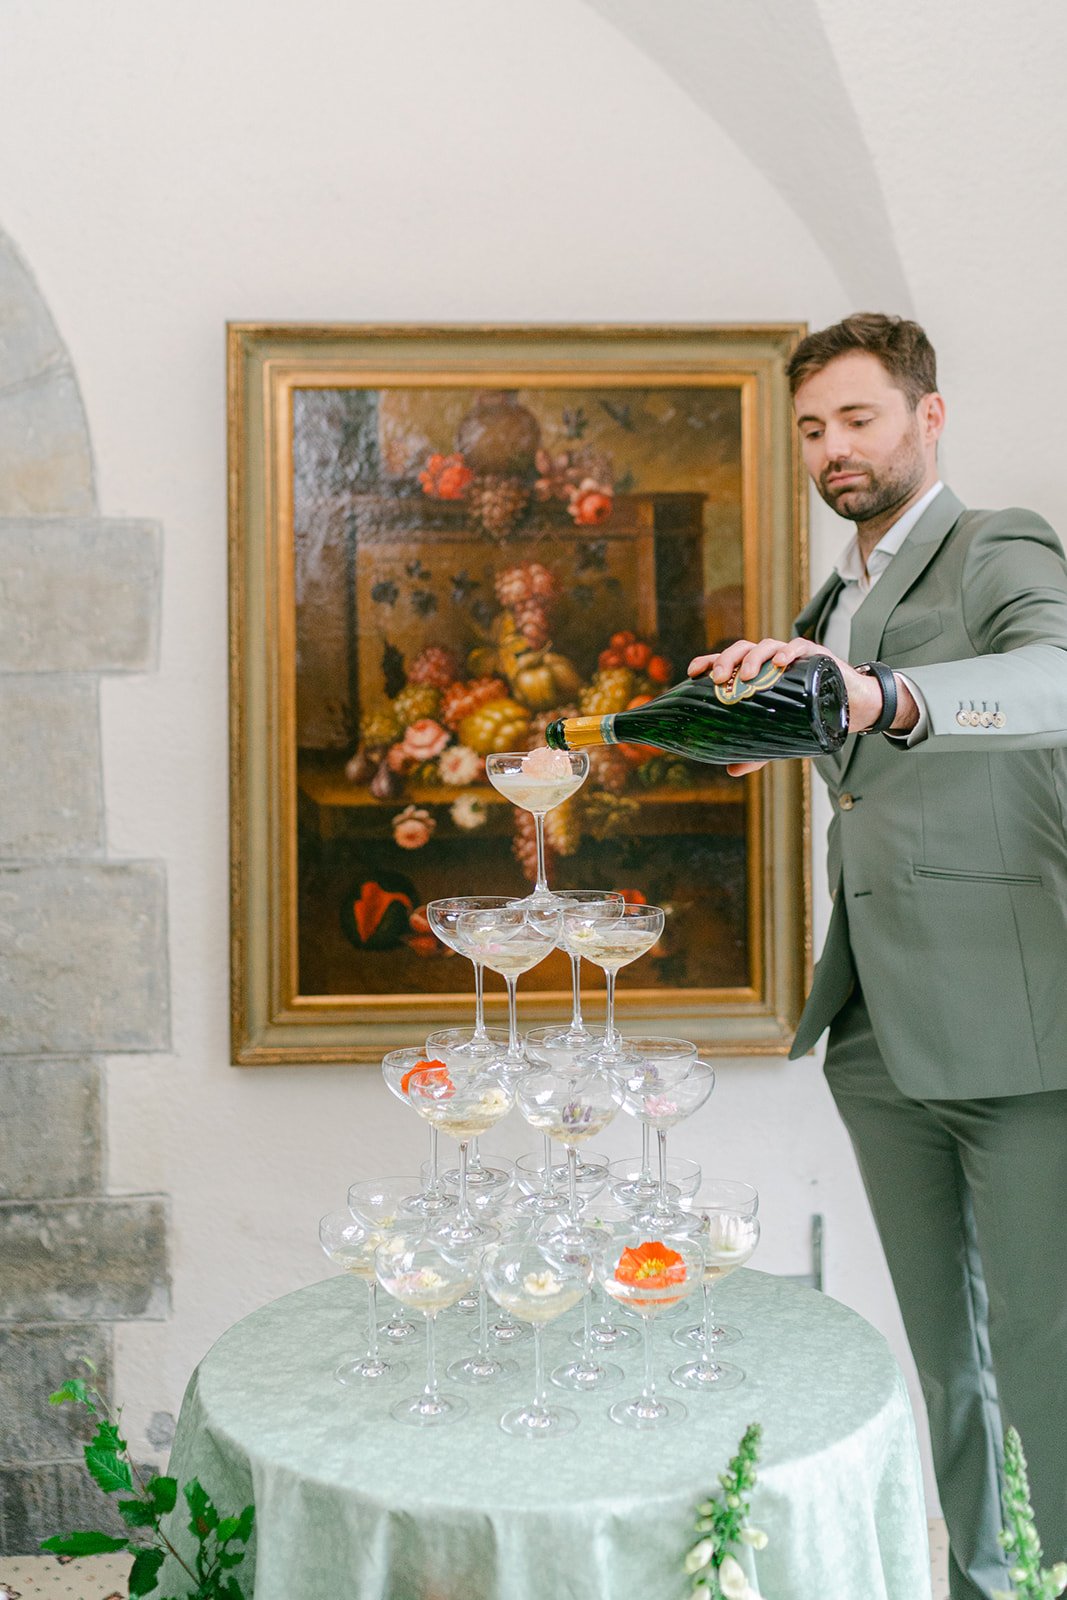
[457,1161,512,1194]
[447,1353,518,1386]
[611,1175,669,1207]
[335,1356,407,1386]
[609,1392,687,1429]
[485,1316,532,1345]
[670,1357,745,1392]
[539,1221,602,1259]
[513,1188,566,1217]
[380,1316,418,1343]
[403,1189,454,1219]
[453,1290,480,1314]
[551,1355,623,1392]
[391,1390,468,1426]
[500,1401,578,1438]
[630,1202,701,1234]
[435,1218,498,1250]
[672,1320,741,1350]
[572,1319,636,1350]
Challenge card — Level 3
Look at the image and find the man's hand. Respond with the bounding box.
[687,637,917,776]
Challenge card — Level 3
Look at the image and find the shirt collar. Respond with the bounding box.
[835,481,944,587]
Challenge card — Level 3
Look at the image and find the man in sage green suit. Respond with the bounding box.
[690,315,1067,1600]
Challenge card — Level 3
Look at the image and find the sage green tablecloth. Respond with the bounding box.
[162,1269,931,1600]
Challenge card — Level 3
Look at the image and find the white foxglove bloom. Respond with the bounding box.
[683,1539,714,1574]
[740,1527,768,1550]
[719,1554,762,1600]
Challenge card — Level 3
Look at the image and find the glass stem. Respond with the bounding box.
[541,1134,555,1198]
[533,1323,547,1412]
[469,1136,483,1177]
[533,811,550,896]
[582,1291,593,1361]
[640,1123,652,1183]
[478,1286,491,1359]
[567,1146,579,1226]
[367,1282,380,1361]
[427,1126,441,1198]
[702,1282,716,1361]
[424,1312,438,1403]
[458,1140,471,1228]
[473,959,487,1038]
[656,1128,669,1215]
[642,1314,657,1406]
[604,968,617,1048]
[504,976,521,1058]
[569,953,584,1032]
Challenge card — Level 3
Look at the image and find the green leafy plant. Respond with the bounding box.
[684,1422,766,1598]
[994,1426,1067,1600]
[41,1367,254,1599]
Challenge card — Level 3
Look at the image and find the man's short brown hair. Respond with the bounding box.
[787,313,938,409]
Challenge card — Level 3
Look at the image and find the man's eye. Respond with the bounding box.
[802,429,823,442]
[851,418,871,428]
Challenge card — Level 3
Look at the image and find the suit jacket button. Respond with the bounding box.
[979,711,992,727]
[993,711,1006,728]
[839,792,855,811]
[956,710,970,727]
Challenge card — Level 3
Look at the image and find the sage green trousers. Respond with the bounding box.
[824,988,1067,1600]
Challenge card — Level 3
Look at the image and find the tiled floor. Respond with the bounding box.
[1,1522,952,1599]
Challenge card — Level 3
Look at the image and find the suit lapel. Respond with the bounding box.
[837,486,965,781]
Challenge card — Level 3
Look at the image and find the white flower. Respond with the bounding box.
[450,793,488,830]
[1052,1563,1067,1595]
[719,1554,762,1600]
[683,1539,715,1574]
[740,1527,768,1550]
[522,1270,562,1297]
[439,744,483,786]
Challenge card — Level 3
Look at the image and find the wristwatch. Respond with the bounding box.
[854,661,898,735]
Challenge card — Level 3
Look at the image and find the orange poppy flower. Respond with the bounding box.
[615,1240,687,1306]
[400,1059,455,1097]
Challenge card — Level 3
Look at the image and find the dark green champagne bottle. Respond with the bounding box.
[545,657,849,764]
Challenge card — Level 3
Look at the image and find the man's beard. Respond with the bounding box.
[817,430,926,525]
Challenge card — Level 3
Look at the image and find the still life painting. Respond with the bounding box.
[229,325,810,1063]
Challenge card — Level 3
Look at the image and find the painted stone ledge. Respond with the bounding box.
[0,862,169,1055]
[0,1197,168,1323]
[0,518,160,672]
[0,677,103,858]
[0,1060,103,1201]
[0,1326,112,1460]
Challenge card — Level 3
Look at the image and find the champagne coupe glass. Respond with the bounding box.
[446,1237,518,1387]
[597,1229,702,1429]
[426,1025,512,1193]
[673,1181,760,1354]
[602,1037,698,1206]
[671,1200,760,1391]
[381,1048,453,1220]
[483,1238,589,1438]
[346,1176,423,1344]
[426,896,516,1052]
[620,1060,716,1231]
[455,904,561,1071]
[609,1155,702,1215]
[516,1066,621,1251]
[548,1217,623,1394]
[566,1203,638,1353]
[530,889,624,1049]
[405,1060,513,1246]
[561,903,665,1062]
[485,748,589,906]
[318,1212,408,1385]
[375,1234,475,1426]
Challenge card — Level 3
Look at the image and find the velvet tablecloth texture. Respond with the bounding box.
[161,1269,931,1600]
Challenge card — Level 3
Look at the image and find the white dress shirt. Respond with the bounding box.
[821,481,943,744]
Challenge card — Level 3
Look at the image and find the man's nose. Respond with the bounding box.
[823,429,854,463]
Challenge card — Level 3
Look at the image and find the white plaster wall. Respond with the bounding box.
[5,0,1063,1516]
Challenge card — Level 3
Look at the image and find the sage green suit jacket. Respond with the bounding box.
[789,486,1067,1097]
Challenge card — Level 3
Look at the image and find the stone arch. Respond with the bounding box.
[579,0,912,314]
[0,226,96,514]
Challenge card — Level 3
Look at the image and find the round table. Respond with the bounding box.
[162,1269,931,1600]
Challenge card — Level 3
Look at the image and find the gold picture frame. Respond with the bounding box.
[228,323,810,1065]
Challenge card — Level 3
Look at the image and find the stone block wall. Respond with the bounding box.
[0,228,171,1554]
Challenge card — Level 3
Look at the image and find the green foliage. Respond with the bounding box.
[43,1369,254,1599]
[993,1427,1067,1600]
[684,1423,766,1598]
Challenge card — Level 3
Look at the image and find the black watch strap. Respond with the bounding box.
[855,661,898,735]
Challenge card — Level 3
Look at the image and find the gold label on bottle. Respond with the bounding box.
[713,660,785,706]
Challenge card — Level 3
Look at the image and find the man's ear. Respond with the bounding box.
[919,390,946,446]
